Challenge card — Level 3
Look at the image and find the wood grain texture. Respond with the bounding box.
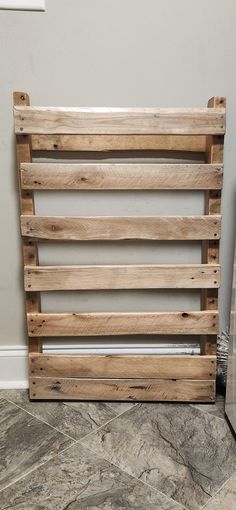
[24,264,220,291]
[201,97,225,356]
[14,94,224,402]
[14,92,42,354]
[21,215,221,241]
[29,354,216,379]
[21,163,223,190]
[29,377,215,402]
[14,106,226,135]
[27,311,218,337]
[31,133,207,152]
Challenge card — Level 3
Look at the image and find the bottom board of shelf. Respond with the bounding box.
[29,377,215,402]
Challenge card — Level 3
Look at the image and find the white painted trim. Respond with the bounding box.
[0,0,45,11]
[0,346,28,389]
[45,346,200,355]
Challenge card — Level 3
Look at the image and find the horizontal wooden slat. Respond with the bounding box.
[21,163,223,190]
[14,106,225,135]
[27,311,218,336]
[24,264,220,291]
[21,215,221,241]
[29,377,215,401]
[31,134,207,152]
[30,354,216,379]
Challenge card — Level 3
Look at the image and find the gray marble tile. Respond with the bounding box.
[82,403,236,510]
[0,443,184,510]
[0,399,72,492]
[203,473,236,510]
[194,394,225,420]
[0,390,116,440]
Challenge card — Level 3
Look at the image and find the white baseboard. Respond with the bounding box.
[0,1,45,11]
[0,347,28,389]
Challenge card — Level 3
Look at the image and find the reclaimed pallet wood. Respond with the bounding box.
[201,97,225,355]
[31,134,207,152]
[21,163,223,190]
[30,354,216,379]
[21,215,221,241]
[14,106,226,135]
[29,377,215,402]
[27,311,218,337]
[24,264,220,291]
[14,92,42,354]
[13,93,225,401]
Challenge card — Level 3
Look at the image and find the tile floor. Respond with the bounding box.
[0,391,235,510]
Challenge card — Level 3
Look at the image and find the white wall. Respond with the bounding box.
[0,0,235,350]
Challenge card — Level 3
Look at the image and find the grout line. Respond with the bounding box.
[5,397,229,510]
[72,402,140,443]
[105,402,137,412]
[0,400,178,506]
[2,397,76,440]
[4,395,139,443]
[0,441,76,494]
[200,469,236,509]
[67,403,140,444]
[190,404,225,422]
[79,441,189,510]
[0,400,140,496]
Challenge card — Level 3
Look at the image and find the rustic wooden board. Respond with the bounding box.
[29,377,215,402]
[14,92,42,354]
[24,264,220,291]
[27,311,218,336]
[21,163,223,190]
[29,354,216,379]
[201,96,225,356]
[21,215,221,241]
[31,134,207,152]
[14,106,226,135]
[13,93,224,402]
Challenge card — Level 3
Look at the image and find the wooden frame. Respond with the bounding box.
[13,93,225,402]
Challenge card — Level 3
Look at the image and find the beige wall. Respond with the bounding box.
[0,0,235,347]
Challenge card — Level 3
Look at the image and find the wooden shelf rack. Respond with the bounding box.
[13,92,226,401]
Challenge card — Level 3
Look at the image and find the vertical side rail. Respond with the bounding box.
[201,96,225,357]
[13,92,42,357]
